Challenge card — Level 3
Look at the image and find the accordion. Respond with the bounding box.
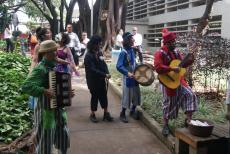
[48,71,72,108]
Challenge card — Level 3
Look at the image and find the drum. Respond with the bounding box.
[133,63,155,86]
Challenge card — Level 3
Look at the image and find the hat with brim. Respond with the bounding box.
[39,40,59,53]
[122,32,133,41]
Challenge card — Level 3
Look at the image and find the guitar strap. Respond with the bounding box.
[160,49,181,64]
[122,48,135,72]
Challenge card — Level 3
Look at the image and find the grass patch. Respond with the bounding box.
[108,63,122,87]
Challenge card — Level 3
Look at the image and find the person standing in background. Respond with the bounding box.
[81,32,90,47]
[80,32,90,59]
[29,29,38,57]
[65,24,81,67]
[56,32,80,76]
[132,27,143,63]
[115,29,123,50]
[29,27,52,73]
[4,24,14,52]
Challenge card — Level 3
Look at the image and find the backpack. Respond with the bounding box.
[30,35,38,44]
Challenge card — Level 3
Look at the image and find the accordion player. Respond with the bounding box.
[48,71,72,108]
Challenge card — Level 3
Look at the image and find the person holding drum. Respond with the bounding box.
[154,31,198,137]
[116,32,141,123]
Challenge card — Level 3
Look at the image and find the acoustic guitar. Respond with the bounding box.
[158,45,198,89]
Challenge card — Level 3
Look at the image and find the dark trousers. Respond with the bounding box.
[5,38,14,52]
[89,81,108,111]
[70,48,79,66]
[134,46,143,63]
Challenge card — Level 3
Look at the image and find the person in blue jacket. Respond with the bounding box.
[116,32,141,123]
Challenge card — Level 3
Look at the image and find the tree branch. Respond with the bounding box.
[63,0,68,10]
[43,0,58,18]
[65,0,78,26]
[30,0,52,22]
[196,0,215,35]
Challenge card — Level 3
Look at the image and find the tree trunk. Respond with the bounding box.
[50,19,59,38]
[59,0,65,32]
[187,0,215,87]
[76,0,91,37]
[93,0,101,35]
[92,0,127,52]
[65,0,78,26]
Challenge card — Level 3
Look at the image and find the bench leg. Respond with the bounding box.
[189,146,208,154]
[175,138,189,154]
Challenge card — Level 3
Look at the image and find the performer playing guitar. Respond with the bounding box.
[154,31,198,137]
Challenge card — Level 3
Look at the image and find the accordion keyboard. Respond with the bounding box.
[49,71,71,109]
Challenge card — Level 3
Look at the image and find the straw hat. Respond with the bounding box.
[39,40,59,53]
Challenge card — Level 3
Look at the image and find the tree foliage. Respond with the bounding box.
[177,32,230,94]
[0,0,27,32]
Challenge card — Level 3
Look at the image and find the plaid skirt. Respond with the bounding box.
[162,85,198,119]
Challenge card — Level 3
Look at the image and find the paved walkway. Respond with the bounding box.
[66,69,171,154]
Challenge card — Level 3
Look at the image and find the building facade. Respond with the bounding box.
[125,0,230,50]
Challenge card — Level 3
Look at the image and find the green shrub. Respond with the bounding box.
[0,52,32,143]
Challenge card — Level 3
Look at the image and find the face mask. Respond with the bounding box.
[167,41,176,51]
[168,45,175,51]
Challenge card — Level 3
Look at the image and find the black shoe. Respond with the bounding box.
[103,112,114,122]
[90,114,98,123]
[120,112,128,123]
[162,124,170,137]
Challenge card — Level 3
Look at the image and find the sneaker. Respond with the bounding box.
[90,114,98,123]
[103,112,114,122]
[162,124,170,137]
[120,112,128,123]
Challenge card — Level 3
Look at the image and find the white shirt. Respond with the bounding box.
[226,80,230,104]
[4,28,12,39]
[80,38,89,49]
[133,33,142,46]
[66,32,81,51]
[115,34,123,47]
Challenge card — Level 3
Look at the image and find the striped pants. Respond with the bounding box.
[34,97,70,154]
[162,85,198,120]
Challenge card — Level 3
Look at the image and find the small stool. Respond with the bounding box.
[175,126,228,154]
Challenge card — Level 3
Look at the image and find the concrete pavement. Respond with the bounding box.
[66,69,171,154]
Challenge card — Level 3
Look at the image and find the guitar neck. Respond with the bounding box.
[179,53,192,68]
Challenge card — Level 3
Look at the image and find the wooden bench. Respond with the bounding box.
[175,124,229,154]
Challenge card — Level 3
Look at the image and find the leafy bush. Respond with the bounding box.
[0,52,32,143]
